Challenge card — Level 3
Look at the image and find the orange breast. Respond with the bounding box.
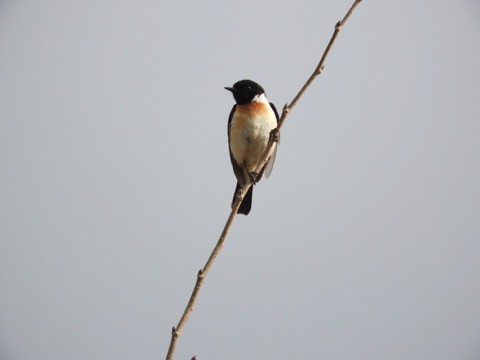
[235,101,269,117]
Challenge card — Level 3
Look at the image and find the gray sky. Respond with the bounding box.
[1,1,480,359]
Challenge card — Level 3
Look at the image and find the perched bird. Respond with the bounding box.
[225,79,279,215]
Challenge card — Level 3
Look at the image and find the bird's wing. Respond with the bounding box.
[264,102,280,179]
[227,105,245,185]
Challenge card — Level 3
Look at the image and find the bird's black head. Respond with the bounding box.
[225,79,265,105]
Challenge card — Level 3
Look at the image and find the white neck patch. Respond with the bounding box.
[252,93,268,103]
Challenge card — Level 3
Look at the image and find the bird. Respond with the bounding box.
[225,79,279,215]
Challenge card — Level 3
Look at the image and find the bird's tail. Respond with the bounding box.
[231,182,253,215]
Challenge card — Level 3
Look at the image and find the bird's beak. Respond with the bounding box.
[224,86,235,93]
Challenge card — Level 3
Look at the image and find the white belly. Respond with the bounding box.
[229,108,277,173]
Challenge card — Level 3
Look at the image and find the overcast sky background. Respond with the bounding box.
[1,1,480,359]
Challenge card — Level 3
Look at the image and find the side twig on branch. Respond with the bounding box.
[165,1,363,359]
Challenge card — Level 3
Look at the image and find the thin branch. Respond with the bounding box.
[165,1,363,359]
[166,197,243,360]
[279,0,363,128]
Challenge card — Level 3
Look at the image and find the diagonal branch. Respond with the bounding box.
[165,1,363,359]
[282,0,363,124]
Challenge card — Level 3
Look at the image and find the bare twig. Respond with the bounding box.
[279,0,363,128]
[165,1,363,359]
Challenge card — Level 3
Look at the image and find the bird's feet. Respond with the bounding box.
[249,172,259,184]
[270,128,280,143]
